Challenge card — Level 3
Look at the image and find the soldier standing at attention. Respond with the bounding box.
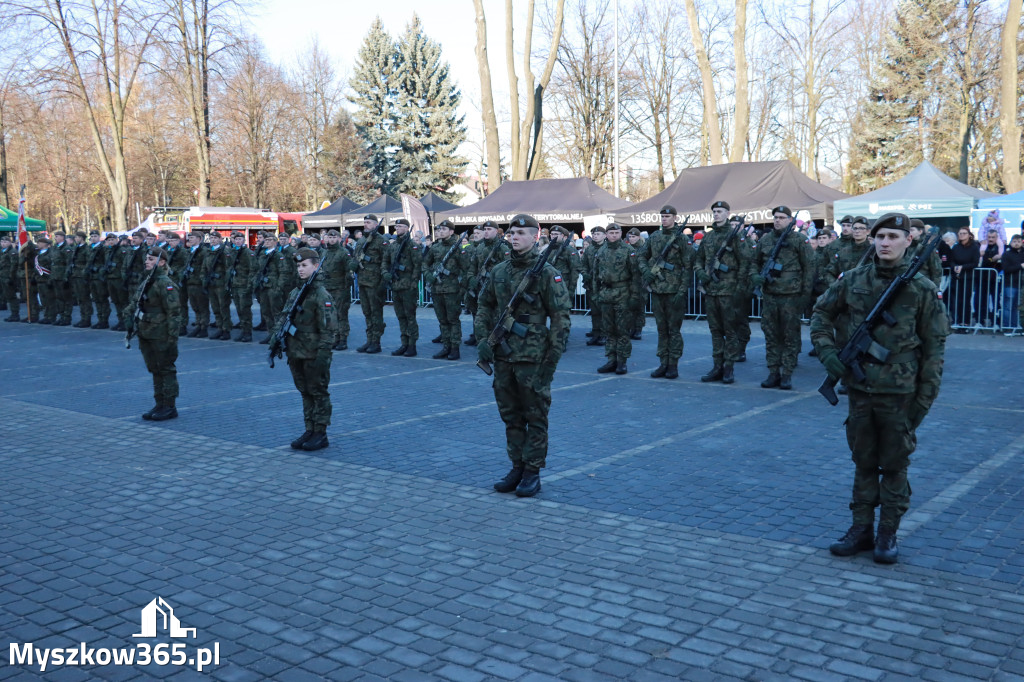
[825,216,872,286]
[546,226,582,346]
[752,206,815,390]
[203,231,232,339]
[475,214,571,498]
[423,219,468,360]
[123,230,148,292]
[0,235,20,321]
[51,231,73,325]
[464,220,509,346]
[271,247,336,452]
[164,233,189,335]
[127,248,181,422]
[583,226,607,345]
[34,236,57,324]
[827,215,855,260]
[382,218,423,357]
[353,214,386,353]
[625,228,647,340]
[695,200,754,384]
[70,231,91,327]
[251,232,275,333]
[730,215,754,363]
[86,232,110,328]
[639,205,695,379]
[908,219,943,288]
[226,231,254,342]
[812,212,948,564]
[182,232,209,338]
[594,223,640,375]
[317,229,351,351]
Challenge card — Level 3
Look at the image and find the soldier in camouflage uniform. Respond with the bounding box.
[546,226,581,349]
[731,217,755,362]
[812,212,949,564]
[0,235,19,320]
[70,231,91,326]
[351,214,387,353]
[252,231,277,335]
[270,247,337,452]
[17,239,40,322]
[423,220,468,360]
[476,214,571,498]
[639,205,696,379]
[316,229,351,350]
[87,232,112,328]
[34,236,58,324]
[825,216,872,286]
[181,232,209,337]
[694,200,755,383]
[51,231,73,325]
[123,231,148,293]
[225,231,254,342]
[594,223,641,375]
[202,231,232,340]
[625,228,647,339]
[464,220,510,346]
[164,233,189,334]
[582,226,606,345]
[382,218,423,357]
[752,206,815,390]
[126,248,181,422]
[908,219,943,288]
[826,215,854,261]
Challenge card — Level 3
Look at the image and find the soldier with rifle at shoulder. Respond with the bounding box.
[463,219,510,347]
[202,231,231,340]
[422,219,469,360]
[382,218,423,357]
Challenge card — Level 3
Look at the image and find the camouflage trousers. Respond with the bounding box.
[107,279,128,325]
[846,389,916,531]
[288,356,332,431]
[734,292,751,352]
[359,281,386,344]
[1,275,18,310]
[432,291,462,349]
[90,279,110,323]
[599,286,632,360]
[704,294,742,366]
[187,282,210,331]
[588,292,603,335]
[38,278,57,321]
[256,287,274,327]
[761,294,802,374]
[392,287,419,345]
[140,337,179,408]
[73,278,92,322]
[208,284,231,332]
[325,286,350,344]
[630,294,646,335]
[231,288,253,335]
[19,277,40,320]
[58,280,74,320]
[492,361,552,470]
[650,292,685,362]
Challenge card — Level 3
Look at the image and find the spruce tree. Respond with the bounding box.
[350,18,398,195]
[392,14,467,198]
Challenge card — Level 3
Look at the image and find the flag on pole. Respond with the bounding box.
[401,193,430,239]
[17,187,28,249]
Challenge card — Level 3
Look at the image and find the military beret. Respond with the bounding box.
[306,232,321,240]
[75,231,87,239]
[627,228,641,237]
[393,218,410,227]
[188,231,204,240]
[482,220,499,228]
[852,216,869,227]
[148,247,168,260]
[325,229,340,237]
[870,212,910,237]
[772,205,793,217]
[509,214,539,229]
[605,222,622,232]
[295,247,320,262]
[591,226,606,234]
[89,230,100,237]
[437,219,455,229]
[909,219,925,230]
[364,214,379,223]
[166,232,180,241]
[105,232,117,239]
[136,228,150,235]
[54,230,65,237]
[728,214,745,224]
[0,234,9,241]
[37,236,52,244]
[230,230,244,239]
[660,205,678,216]
[711,200,730,211]
[839,215,854,224]
[207,230,222,238]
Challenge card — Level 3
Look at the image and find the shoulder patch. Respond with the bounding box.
[325,301,332,307]
[553,274,563,283]
[166,285,174,290]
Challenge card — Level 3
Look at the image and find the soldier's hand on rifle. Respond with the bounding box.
[537,361,556,385]
[819,349,846,380]
[751,274,766,287]
[696,271,711,284]
[672,289,687,308]
[423,271,435,284]
[477,343,494,364]
[382,271,393,285]
[907,397,929,430]
[315,349,331,372]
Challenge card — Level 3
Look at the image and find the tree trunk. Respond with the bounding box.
[730,0,749,163]
[1000,0,1023,193]
[0,113,7,210]
[505,0,522,177]
[173,0,213,206]
[473,0,502,193]
[684,0,722,165]
[513,0,563,181]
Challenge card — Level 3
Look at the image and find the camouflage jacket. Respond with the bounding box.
[122,245,147,286]
[639,226,696,295]
[546,242,582,293]
[51,241,72,281]
[466,237,510,296]
[272,245,299,293]
[593,239,640,304]
[70,243,90,280]
[581,242,601,292]
[825,238,872,286]
[165,246,188,285]
[474,246,572,366]
[694,224,755,296]
[84,242,106,280]
[126,267,181,341]
[201,244,230,286]
[226,245,253,293]
[811,259,949,404]
[102,244,124,281]
[180,244,207,288]
[352,231,386,286]
[422,234,468,294]
[757,228,816,297]
[909,236,943,288]
[34,247,54,282]
[252,246,277,292]
[0,245,17,281]
[381,234,423,291]
[272,281,337,359]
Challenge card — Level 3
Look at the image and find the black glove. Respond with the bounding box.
[696,271,711,284]
[819,349,846,379]
[477,343,494,364]
[315,349,332,371]
[907,398,929,430]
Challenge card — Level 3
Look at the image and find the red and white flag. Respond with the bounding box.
[17,187,28,249]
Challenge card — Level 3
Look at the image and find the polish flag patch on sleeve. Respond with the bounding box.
[167,285,174,290]
[553,274,563,283]
[325,301,332,307]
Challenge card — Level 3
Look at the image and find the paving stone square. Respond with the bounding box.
[1,305,1023,680]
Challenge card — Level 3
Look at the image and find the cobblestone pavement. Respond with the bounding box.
[2,304,1023,681]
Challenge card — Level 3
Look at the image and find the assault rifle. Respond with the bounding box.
[123,246,143,291]
[465,237,510,305]
[431,233,466,287]
[125,261,159,349]
[386,235,410,291]
[754,217,798,297]
[268,260,323,368]
[708,216,746,283]
[818,228,943,406]
[477,230,571,376]
[252,247,274,293]
[648,217,690,278]
[202,245,224,295]
[102,242,123,277]
[225,247,244,295]
[180,244,200,286]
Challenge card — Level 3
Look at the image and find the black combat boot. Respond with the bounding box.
[701,364,724,382]
[233,322,241,329]
[92,320,109,329]
[585,330,595,338]
[464,334,477,346]
[721,364,735,384]
[403,344,417,357]
[779,374,793,390]
[39,318,53,325]
[335,339,347,350]
[208,328,219,339]
[356,342,370,352]
[254,320,268,332]
[630,330,642,341]
[515,469,541,497]
[6,312,20,322]
[301,431,329,451]
[364,343,382,354]
[615,359,628,375]
[838,385,848,395]
[149,405,178,421]
[432,346,450,359]
[259,336,271,344]
[431,334,443,344]
[74,319,91,328]
[218,330,231,340]
[808,347,818,357]
[664,362,679,380]
[186,326,201,337]
[447,346,460,361]
[761,371,781,388]
[141,404,161,420]
[586,336,603,346]
[236,333,252,342]
[736,347,747,363]
[829,524,874,556]
[597,358,617,373]
[493,466,524,493]
[650,363,668,378]
[391,345,409,356]
[290,430,314,449]
[873,528,899,564]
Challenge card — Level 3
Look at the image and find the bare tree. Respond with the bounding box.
[294,38,340,209]
[731,0,749,162]
[472,0,501,194]
[1000,0,1023,193]
[683,0,723,165]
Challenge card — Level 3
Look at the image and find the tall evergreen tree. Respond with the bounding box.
[350,18,398,195]
[392,15,467,197]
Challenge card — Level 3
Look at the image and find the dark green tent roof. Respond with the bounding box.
[0,205,47,231]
